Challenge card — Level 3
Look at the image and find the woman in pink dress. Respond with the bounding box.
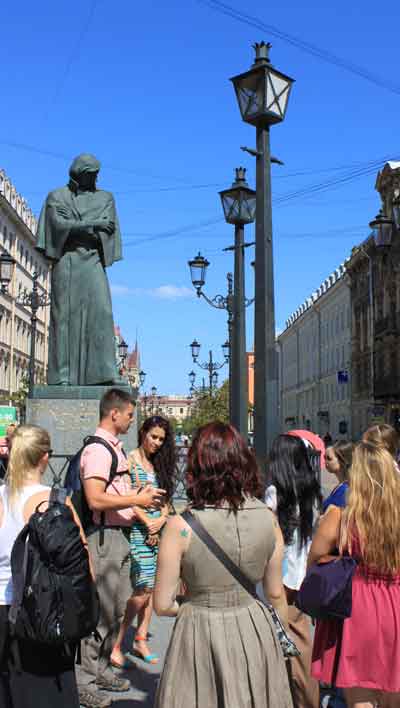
[309,440,400,707]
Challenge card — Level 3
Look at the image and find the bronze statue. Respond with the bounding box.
[37,153,121,386]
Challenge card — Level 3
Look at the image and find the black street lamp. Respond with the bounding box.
[188,253,210,296]
[231,42,294,463]
[0,253,51,397]
[370,209,394,247]
[0,252,15,294]
[219,167,256,438]
[188,370,196,386]
[189,340,229,394]
[139,370,146,388]
[190,339,201,362]
[117,338,129,373]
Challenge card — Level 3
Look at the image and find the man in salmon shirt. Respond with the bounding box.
[77,388,166,708]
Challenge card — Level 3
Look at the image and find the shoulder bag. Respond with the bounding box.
[181,510,300,659]
[295,555,357,620]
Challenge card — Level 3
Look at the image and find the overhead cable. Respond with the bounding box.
[197,0,400,96]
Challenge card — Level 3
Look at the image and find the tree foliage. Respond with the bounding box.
[182,380,229,435]
[11,373,29,422]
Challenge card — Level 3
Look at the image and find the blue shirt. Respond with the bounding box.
[322,482,349,513]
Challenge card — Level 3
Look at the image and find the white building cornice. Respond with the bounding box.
[283,261,348,332]
[0,169,38,239]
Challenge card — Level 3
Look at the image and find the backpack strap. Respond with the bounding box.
[9,525,30,629]
[83,436,125,546]
[83,436,120,487]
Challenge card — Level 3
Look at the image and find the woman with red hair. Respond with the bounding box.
[153,422,293,708]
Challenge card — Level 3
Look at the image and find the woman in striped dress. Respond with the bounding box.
[111,416,175,667]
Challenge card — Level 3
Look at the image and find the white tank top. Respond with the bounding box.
[0,483,49,605]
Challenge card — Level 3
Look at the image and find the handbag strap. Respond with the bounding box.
[130,457,142,488]
[181,510,259,602]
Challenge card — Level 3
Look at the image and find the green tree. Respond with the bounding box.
[185,380,229,433]
[11,373,29,423]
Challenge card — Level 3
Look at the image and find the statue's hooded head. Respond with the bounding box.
[68,153,101,192]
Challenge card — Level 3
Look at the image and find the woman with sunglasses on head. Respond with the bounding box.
[0,425,87,708]
[111,416,175,668]
[310,441,400,708]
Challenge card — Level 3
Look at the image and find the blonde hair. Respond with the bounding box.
[363,424,399,457]
[6,425,51,506]
[342,441,400,573]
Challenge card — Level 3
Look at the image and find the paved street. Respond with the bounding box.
[94,615,175,707]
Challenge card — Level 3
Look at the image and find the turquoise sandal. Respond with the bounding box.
[134,635,159,664]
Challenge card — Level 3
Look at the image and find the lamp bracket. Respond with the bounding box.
[223,241,255,252]
[240,146,261,157]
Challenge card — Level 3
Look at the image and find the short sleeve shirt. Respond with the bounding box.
[80,426,133,526]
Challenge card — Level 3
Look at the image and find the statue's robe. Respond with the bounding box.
[36,185,122,386]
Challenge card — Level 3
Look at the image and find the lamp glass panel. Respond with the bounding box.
[1,261,13,284]
[244,194,256,222]
[221,195,237,222]
[190,261,205,287]
[376,223,393,247]
[267,72,291,117]
[191,341,200,358]
[236,75,263,120]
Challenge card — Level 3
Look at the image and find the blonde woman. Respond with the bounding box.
[362,423,399,459]
[0,425,85,708]
[309,441,400,708]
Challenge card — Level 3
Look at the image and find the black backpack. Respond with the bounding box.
[64,435,124,532]
[9,488,99,649]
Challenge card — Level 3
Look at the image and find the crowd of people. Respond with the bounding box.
[0,388,399,708]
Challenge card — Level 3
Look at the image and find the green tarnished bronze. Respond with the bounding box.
[36,153,122,386]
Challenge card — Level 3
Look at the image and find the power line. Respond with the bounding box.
[122,155,396,248]
[0,139,396,193]
[0,140,190,184]
[42,0,100,123]
[197,0,400,96]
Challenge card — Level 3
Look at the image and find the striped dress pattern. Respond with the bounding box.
[130,459,161,590]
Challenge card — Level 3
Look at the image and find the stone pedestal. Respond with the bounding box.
[26,385,138,485]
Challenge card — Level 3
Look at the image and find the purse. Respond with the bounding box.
[181,510,300,659]
[295,556,358,620]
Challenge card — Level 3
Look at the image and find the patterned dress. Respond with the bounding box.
[130,458,161,591]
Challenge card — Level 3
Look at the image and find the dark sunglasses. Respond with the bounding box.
[47,449,53,458]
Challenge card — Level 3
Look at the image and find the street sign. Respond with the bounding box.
[337,370,349,384]
[0,406,17,437]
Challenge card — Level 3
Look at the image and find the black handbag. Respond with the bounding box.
[181,510,300,659]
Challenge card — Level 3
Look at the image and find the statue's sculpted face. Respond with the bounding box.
[76,171,98,191]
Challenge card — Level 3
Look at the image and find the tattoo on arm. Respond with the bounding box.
[180,529,189,538]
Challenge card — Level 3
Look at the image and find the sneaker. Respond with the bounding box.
[78,686,112,708]
[96,674,130,692]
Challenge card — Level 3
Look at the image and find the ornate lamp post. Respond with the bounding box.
[188,260,233,412]
[189,339,229,394]
[0,253,15,294]
[0,253,51,397]
[219,167,256,438]
[231,42,294,462]
[117,338,128,374]
[139,370,146,388]
[369,209,395,247]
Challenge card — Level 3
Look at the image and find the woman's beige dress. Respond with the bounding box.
[155,498,293,708]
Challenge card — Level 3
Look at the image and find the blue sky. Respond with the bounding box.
[1,0,399,395]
